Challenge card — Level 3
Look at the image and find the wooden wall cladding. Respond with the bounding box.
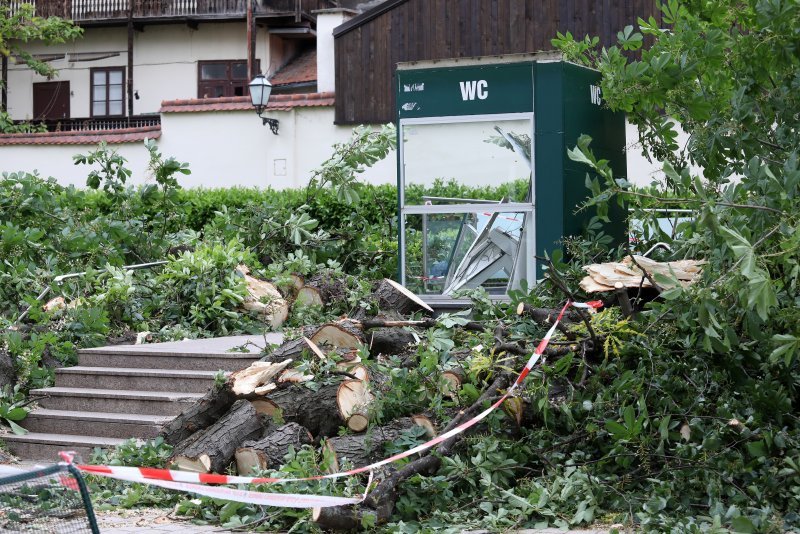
[334,0,662,124]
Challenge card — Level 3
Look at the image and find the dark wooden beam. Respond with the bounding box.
[1,54,7,112]
[127,0,134,119]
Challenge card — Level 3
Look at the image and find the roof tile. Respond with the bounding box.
[0,125,161,146]
[159,92,335,113]
[270,49,317,87]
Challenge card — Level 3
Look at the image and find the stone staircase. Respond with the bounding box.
[5,334,282,461]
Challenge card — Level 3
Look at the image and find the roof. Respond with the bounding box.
[333,0,407,37]
[159,92,335,113]
[0,125,161,146]
[269,49,317,87]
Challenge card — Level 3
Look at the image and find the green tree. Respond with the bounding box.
[1,2,82,132]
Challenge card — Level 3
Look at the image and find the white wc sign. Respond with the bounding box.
[590,84,603,106]
[459,80,489,101]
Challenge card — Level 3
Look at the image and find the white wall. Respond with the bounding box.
[6,22,270,119]
[0,107,397,189]
[316,11,351,93]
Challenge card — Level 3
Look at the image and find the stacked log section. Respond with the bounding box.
[325,417,424,471]
[337,379,374,432]
[168,400,264,473]
[265,383,344,438]
[160,385,237,446]
[235,422,313,474]
[295,270,348,308]
[373,278,434,315]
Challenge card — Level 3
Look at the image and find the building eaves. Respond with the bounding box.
[0,125,161,146]
[333,0,408,37]
[159,92,335,113]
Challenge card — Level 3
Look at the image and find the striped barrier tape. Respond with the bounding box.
[60,299,600,507]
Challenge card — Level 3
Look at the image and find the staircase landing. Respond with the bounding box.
[6,334,282,461]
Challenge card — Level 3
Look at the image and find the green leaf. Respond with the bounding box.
[8,420,28,435]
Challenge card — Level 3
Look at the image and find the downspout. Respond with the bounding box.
[127,0,134,120]
[247,0,256,78]
[1,54,7,112]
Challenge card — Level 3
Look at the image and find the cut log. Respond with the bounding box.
[168,400,264,473]
[295,269,348,308]
[236,265,290,329]
[160,385,237,446]
[337,380,374,432]
[260,334,317,363]
[309,320,366,350]
[295,286,324,307]
[265,383,344,438]
[324,417,419,471]
[441,367,465,398]
[228,359,293,396]
[235,422,313,474]
[410,415,437,438]
[373,278,433,315]
[367,327,417,357]
[313,506,371,531]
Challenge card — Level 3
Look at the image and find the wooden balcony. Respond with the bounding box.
[17,115,161,132]
[5,0,333,24]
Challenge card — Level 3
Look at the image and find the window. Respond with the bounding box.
[91,67,125,117]
[198,60,255,98]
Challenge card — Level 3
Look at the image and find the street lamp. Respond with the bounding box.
[248,74,279,135]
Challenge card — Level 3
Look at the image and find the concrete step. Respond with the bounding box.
[4,432,127,461]
[76,334,281,371]
[77,350,259,372]
[56,366,221,393]
[23,409,173,439]
[30,387,203,416]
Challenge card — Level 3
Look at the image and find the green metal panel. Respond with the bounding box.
[397,63,533,119]
[561,63,627,252]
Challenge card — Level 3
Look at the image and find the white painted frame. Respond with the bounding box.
[398,112,536,298]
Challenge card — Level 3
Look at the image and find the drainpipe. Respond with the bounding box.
[247,0,256,78]
[1,54,7,112]
[127,0,134,120]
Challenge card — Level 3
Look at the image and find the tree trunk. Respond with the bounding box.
[168,400,264,473]
[264,383,344,438]
[159,385,237,446]
[324,417,418,471]
[235,422,313,474]
[337,379,374,432]
[367,328,417,357]
[372,278,433,315]
[309,320,366,351]
[295,269,348,308]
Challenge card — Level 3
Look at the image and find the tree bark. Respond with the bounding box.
[235,422,313,474]
[159,385,237,446]
[366,327,417,357]
[324,417,418,471]
[372,278,433,315]
[168,400,264,473]
[295,269,348,307]
[265,383,344,439]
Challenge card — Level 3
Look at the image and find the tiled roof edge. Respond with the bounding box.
[0,125,161,146]
[159,92,335,113]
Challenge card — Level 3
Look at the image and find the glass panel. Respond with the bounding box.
[231,62,248,79]
[404,210,529,296]
[108,101,123,115]
[92,102,105,116]
[109,85,123,100]
[200,63,227,80]
[109,70,123,84]
[401,118,532,205]
[212,85,224,98]
[93,71,106,85]
[93,86,106,101]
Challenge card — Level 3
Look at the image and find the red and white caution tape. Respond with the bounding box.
[60,300,599,507]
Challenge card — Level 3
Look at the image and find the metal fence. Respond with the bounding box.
[0,464,99,534]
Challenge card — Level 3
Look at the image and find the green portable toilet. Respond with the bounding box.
[396,52,626,305]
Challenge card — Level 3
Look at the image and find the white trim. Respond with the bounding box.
[399,112,533,126]
[402,203,533,215]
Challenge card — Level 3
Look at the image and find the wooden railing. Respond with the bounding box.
[19,115,161,132]
[4,0,333,21]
